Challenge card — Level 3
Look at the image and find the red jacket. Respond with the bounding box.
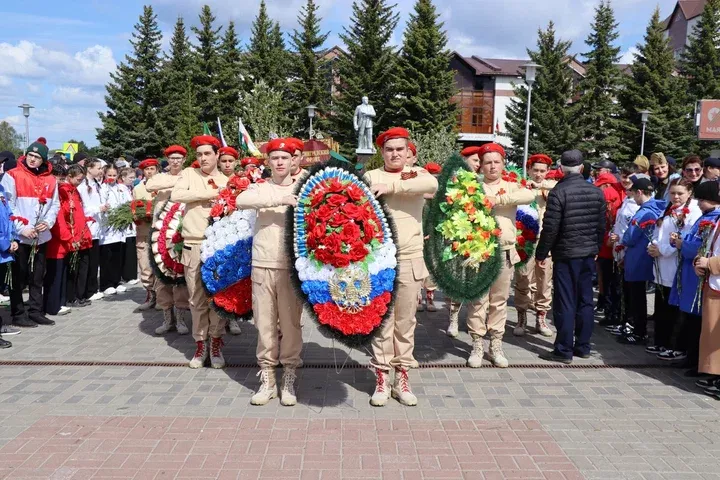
[47,183,92,259]
[595,173,625,259]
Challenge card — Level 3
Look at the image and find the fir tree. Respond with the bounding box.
[680,0,720,101]
[392,0,457,134]
[573,0,624,160]
[618,7,695,159]
[159,17,201,149]
[241,80,294,140]
[97,5,164,158]
[216,21,244,144]
[504,22,575,164]
[245,1,289,91]
[331,0,400,153]
[192,5,223,132]
[289,0,331,136]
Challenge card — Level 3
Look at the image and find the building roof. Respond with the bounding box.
[662,0,707,28]
[453,52,631,78]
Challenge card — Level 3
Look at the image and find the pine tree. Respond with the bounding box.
[245,1,289,91]
[97,5,164,158]
[159,17,201,149]
[618,7,695,159]
[573,0,624,160]
[331,0,400,153]
[392,0,457,134]
[680,0,720,101]
[241,80,294,140]
[192,5,223,133]
[504,22,576,164]
[216,21,244,145]
[289,0,331,136]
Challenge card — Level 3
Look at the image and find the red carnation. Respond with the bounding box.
[11,215,29,225]
[85,216,95,223]
[171,232,183,244]
[38,195,48,205]
[210,203,224,218]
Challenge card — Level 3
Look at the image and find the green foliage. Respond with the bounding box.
[97,5,164,158]
[192,5,223,133]
[66,139,99,157]
[245,1,290,92]
[0,121,25,154]
[410,128,459,165]
[572,1,624,160]
[423,153,502,302]
[392,0,457,133]
[216,21,244,144]
[330,0,400,152]
[240,80,294,140]
[505,22,576,165]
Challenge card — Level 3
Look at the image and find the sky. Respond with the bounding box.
[0,0,679,151]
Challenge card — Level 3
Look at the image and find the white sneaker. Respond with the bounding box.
[467,335,484,368]
[228,319,242,335]
[280,368,298,406]
[175,308,190,335]
[488,338,509,368]
[155,309,174,335]
[56,306,71,316]
[391,368,418,406]
[127,279,139,285]
[89,292,104,301]
[209,337,225,369]
[370,368,390,407]
[251,369,278,405]
[116,285,127,293]
[189,341,208,369]
[103,287,117,296]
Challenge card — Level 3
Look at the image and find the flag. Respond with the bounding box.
[202,122,212,135]
[238,117,262,157]
[495,120,501,133]
[217,117,228,147]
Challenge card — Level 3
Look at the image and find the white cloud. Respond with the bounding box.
[51,87,105,107]
[619,47,639,64]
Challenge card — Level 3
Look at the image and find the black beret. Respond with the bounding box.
[704,157,720,169]
[695,181,720,203]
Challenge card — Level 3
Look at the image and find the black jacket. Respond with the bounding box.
[535,173,607,261]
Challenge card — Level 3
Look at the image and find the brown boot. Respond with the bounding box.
[513,310,527,336]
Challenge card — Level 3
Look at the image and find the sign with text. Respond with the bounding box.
[698,100,720,141]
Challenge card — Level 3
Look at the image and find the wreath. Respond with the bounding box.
[287,162,398,348]
[149,201,186,285]
[201,174,257,321]
[106,200,153,231]
[502,166,540,269]
[424,153,502,302]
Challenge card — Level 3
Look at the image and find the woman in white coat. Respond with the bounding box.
[98,164,127,296]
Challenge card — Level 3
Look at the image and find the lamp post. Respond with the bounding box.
[521,63,540,178]
[306,104,317,140]
[639,110,651,156]
[18,103,34,149]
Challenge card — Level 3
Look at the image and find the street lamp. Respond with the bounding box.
[521,63,540,178]
[18,103,34,149]
[306,104,317,139]
[639,110,651,156]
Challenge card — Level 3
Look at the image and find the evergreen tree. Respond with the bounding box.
[245,1,289,91]
[289,0,331,136]
[573,0,624,160]
[504,22,575,164]
[216,21,244,144]
[97,5,164,158]
[680,0,720,101]
[192,5,223,132]
[618,7,695,159]
[331,0,400,153]
[241,80,294,140]
[392,0,457,134]
[159,17,201,149]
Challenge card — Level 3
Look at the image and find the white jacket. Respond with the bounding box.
[99,183,127,245]
[652,200,702,287]
[612,197,639,261]
[79,178,103,240]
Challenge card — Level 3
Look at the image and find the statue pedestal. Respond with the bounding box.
[355,151,374,176]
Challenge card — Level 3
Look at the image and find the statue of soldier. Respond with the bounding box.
[354,96,377,153]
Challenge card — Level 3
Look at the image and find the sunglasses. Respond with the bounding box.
[684,167,702,173]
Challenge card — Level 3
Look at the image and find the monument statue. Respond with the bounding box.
[354,96,376,153]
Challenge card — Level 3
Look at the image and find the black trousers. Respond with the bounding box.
[552,257,595,359]
[0,262,8,326]
[44,258,67,315]
[84,240,100,298]
[626,281,648,336]
[653,285,678,349]
[66,249,89,303]
[10,243,46,321]
[122,237,137,282]
[99,242,123,291]
[677,312,702,366]
[598,258,620,316]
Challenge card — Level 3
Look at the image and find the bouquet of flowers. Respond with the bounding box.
[424,153,502,302]
[692,219,717,311]
[670,205,691,294]
[290,163,398,347]
[28,195,49,272]
[69,217,95,273]
[150,201,186,285]
[515,204,540,268]
[106,200,152,231]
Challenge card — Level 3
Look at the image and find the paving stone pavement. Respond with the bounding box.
[1,284,719,480]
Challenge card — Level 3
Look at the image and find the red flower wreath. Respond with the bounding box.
[312,292,391,336]
[157,203,185,275]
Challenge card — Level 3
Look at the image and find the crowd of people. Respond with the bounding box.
[0,131,719,406]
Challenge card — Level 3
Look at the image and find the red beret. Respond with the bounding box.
[528,154,553,167]
[241,157,263,167]
[266,138,295,155]
[218,146,239,159]
[191,160,200,169]
[478,143,506,159]
[460,146,481,158]
[190,135,222,150]
[139,158,159,170]
[425,162,442,174]
[164,145,187,157]
[376,127,410,147]
[36,137,47,146]
[287,138,305,153]
[408,142,417,156]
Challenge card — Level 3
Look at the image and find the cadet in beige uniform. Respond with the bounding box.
[171,136,228,369]
[365,127,438,407]
[146,145,191,335]
[133,159,159,310]
[235,138,303,407]
[465,143,534,368]
[513,154,557,337]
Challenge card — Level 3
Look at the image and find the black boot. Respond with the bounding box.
[30,315,56,326]
[0,337,11,348]
[12,317,38,328]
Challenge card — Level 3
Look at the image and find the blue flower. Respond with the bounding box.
[516,209,539,234]
[202,237,253,294]
[370,269,396,298]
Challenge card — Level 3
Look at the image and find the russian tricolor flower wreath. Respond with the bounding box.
[501,167,540,269]
[423,153,503,303]
[149,201,186,285]
[287,162,399,348]
[200,174,258,321]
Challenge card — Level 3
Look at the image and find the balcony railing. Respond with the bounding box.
[453,90,494,134]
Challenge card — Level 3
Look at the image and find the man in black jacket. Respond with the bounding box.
[535,150,606,364]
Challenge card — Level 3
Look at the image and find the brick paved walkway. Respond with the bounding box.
[0,284,718,480]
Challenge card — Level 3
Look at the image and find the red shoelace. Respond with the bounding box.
[375,369,386,392]
[193,341,205,358]
[211,338,224,357]
[397,369,411,393]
